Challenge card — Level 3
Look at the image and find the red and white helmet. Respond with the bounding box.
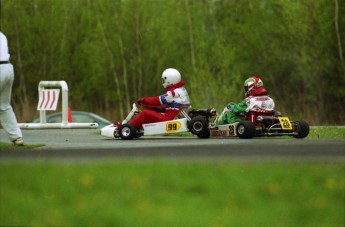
[244,76,264,97]
[162,68,181,88]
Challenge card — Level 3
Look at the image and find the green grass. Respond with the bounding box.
[0,142,44,151]
[0,162,344,226]
[308,126,345,139]
[0,127,344,226]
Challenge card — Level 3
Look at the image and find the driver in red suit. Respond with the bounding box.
[129,68,190,130]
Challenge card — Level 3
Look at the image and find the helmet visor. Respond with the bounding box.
[244,85,249,92]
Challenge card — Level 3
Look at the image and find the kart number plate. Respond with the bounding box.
[278,117,293,130]
[166,121,181,132]
[228,124,235,136]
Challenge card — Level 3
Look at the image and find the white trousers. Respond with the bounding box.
[0,63,22,141]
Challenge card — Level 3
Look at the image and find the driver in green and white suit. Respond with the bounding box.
[217,76,275,125]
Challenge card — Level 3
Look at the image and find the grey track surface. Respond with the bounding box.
[1,129,344,162]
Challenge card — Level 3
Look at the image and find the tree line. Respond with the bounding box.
[1,0,344,125]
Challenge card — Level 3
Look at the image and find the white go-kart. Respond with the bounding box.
[101,103,217,140]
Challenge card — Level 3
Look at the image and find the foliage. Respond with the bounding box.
[1,0,344,124]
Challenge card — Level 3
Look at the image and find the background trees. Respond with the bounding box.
[1,0,344,124]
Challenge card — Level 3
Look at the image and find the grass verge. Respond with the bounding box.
[308,126,345,139]
[0,162,344,226]
[0,142,44,151]
[0,127,344,226]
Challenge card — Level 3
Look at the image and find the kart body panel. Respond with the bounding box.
[209,111,309,139]
[101,114,190,139]
[101,124,117,138]
[209,123,239,137]
[143,118,188,136]
[101,103,215,139]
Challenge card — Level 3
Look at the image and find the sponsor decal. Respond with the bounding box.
[166,121,181,132]
[211,130,228,137]
[255,97,269,101]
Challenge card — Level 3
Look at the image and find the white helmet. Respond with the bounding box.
[161,68,181,88]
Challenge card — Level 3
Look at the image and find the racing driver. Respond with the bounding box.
[217,76,275,125]
[127,68,191,130]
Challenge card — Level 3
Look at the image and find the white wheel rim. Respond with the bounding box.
[122,127,131,137]
[238,125,245,134]
[193,122,203,132]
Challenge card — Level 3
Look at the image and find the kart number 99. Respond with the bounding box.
[166,122,181,132]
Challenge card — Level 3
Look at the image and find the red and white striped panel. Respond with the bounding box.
[37,89,60,110]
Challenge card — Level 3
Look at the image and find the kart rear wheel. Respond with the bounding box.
[119,123,136,140]
[293,120,310,138]
[188,116,209,138]
[236,121,256,139]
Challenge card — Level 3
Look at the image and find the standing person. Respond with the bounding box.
[217,76,275,125]
[128,68,190,130]
[0,31,24,146]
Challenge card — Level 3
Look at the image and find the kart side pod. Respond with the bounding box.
[143,118,188,136]
[118,117,210,140]
[101,103,213,140]
[209,121,257,139]
[209,122,239,138]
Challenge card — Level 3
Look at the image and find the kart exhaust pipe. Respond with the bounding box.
[257,116,277,122]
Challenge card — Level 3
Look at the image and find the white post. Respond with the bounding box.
[18,80,98,129]
[39,81,68,124]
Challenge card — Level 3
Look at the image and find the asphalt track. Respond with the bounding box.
[0,129,344,162]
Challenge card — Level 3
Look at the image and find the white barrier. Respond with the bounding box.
[18,81,98,129]
[19,122,98,129]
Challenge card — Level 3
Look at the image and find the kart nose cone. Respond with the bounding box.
[101,124,117,138]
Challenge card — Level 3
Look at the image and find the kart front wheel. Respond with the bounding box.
[119,124,136,140]
[293,120,310,138]
[236,121,256,139]
[188,116,209,138]
[197,129,210,139]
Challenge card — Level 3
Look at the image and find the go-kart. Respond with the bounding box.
[100,103,217,140]
[209,110,310,139]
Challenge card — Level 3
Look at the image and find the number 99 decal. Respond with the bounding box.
[166,122,181,132]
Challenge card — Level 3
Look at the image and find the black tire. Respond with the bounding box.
[236,121,256,139]
[119,123,136,140]
[135,133,143,138]
[188,116,208,137]
[197,129,210,139]
[113,129,120,138]
[293,120,310,138]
